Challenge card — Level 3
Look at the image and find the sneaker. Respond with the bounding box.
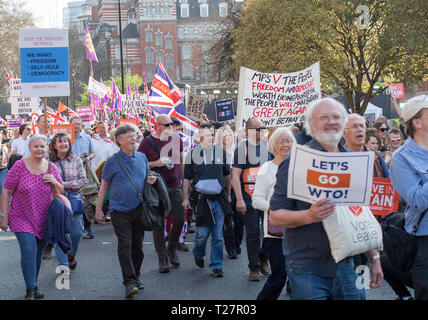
[249,270,261,281]
[83,228,94,239]
[194,257,204,268]
[136,281,144,290]
[125,284,139,298]
[104,215,111,223]
[177,242,189,252]
[260,259,270,276]
[212,269,224,277]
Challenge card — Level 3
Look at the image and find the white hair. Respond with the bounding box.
[267,127,296,155]
[29,134,47,147]
[304,98,348,137]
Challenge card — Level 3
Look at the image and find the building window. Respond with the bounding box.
[166,38,173,50]
[178,28,184,39]
[156,34,162,46]
[219,2,228,17]
[165,56,174,73]
[115,47,125,59]
[183,63,192,78]
[146,31,152,43]
[146,8,152,16]
[200,3,209,17]
[146,50,153,65]
[147,71,154,82]
[182,45,191,60]
[164,7,171,15]
[180,4,189,18]
[155,7,162,15]
[156,52,164,65]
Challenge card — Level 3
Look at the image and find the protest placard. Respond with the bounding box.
[88,77,111,98]
[76,106,94,122]
[236,62,321,128]
[388,83,406,99]
[8,78,41,114]
[369,177,400,216]
[120,94,147,114]
[186,93,205,121]
[287,144,374,206]
[118,118,138,126]
[50,124,75,144]
[7,118,23,129]
[215,98,235,123]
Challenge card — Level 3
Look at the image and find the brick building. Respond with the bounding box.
[76,0,232,86]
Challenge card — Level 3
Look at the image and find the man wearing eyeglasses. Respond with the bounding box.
[232,117,271,281]
[270,98,383,300]
[138,114,185,273]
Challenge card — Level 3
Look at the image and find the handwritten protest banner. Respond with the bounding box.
[388,83,406,99]
[120,94,147,114]
[118,118,138,126]
[236,62,320,128]
[287,145,374,206]
[76,106,94,122]
[88,77,111,98]
[369,177,400,216]
[186,93,205,121]
[50,124,75,144]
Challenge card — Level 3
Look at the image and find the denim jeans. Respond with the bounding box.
[54,214,84,265]
[286,258,366,300]
[257,238,287,300]
[15,232,47,289]
[192,200,225,270]
[110,205,145,286]
[0,168,8,193]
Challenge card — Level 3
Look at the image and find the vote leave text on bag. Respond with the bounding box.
[287,145,374,206]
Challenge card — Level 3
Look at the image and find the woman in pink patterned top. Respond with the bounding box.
[0,134,64,300]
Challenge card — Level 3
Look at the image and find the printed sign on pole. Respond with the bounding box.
[369,177,400,216]
[50,124,75,144]
[76,106,94,122]
[215,98,235,123]
[118,118,138,126]
[120,94,147,114]
[388,83,406,99]
[236,62,321,128]
[287,145,374,206]
[20,28,70,97]
[8,78,41,114]
[7,118,23,129]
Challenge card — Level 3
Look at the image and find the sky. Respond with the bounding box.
[22,0,76,28]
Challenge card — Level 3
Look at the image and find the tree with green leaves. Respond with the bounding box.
[231,0,428,114]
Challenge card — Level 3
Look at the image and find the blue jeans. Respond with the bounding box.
[193,200,225,270]
[0,168,8,193]
[54,214,84,265]
[15,232,47,289]
[286,258,366,300]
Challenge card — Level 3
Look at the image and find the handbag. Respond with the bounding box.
[57,159,84,214]
[322,206,383,263]
[113,154,162,231]
[381,208,428,272]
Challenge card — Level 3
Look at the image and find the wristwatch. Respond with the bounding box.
[369,253,380,262]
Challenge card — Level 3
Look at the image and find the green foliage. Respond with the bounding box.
[232,0,428,114]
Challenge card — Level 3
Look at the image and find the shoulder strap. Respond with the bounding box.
[146,136,161,157]
[113,153,143,200]
[412,208,428,235]
[48,162,57,198]
[57,159,67,182]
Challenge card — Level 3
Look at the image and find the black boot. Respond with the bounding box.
[25,288,36,300]
[68,254,77,270]
[34,286,44,299]
[158,255,170,273]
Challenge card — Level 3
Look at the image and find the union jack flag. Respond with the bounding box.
[0,117,7,126]
[148,60,186,116]
[46,106,67,125]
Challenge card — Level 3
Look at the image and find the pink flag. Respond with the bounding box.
[85,24,98,62]
[134,80,139,94]
[126,82,132,95]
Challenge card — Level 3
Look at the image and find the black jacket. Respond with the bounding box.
[143,171,171,222]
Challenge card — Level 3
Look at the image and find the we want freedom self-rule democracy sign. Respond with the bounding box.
[19,29,70,97]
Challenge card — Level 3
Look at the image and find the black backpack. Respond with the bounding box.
[381,209,427,273]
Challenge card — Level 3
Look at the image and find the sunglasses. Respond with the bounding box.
[159,123,173,128]
[379,128,388,132]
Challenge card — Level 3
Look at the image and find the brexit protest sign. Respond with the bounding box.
[388,83,406,99]
[118,118,138,126]
[236,62,320,128]
[50,124,75,144]
[7,118,23,129]
[8,78,41,114]
[76,106,94,122]
[287,145,374,206]
[369,177,400,216]
[20,29,70,97]
[120,94,148,114]
[215,98,235,122]
[186,93,205,122]
[88,77,111,98]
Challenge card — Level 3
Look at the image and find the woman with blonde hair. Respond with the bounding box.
[252,126,296,300]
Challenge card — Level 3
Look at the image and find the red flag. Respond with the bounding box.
[58,101,68,113]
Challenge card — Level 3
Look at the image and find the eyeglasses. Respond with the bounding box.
[25,128,31,131]
[379,128,388,132]
[346,124,366,130]
[159,123,173,128]
[121,134,137,140]
[314,115,342,123]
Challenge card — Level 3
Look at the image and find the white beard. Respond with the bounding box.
[314,130,343,148]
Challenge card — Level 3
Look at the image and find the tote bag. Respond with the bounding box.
[322,206,383,263]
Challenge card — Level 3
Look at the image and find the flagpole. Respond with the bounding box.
[43,97,48,136]
[118,0,125,94]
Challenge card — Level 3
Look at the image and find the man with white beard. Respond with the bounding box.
[269,98,383,300]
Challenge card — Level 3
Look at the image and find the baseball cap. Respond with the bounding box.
[402,95,428,122]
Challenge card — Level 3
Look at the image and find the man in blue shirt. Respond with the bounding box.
[95,124,156,298]
[269,98,383,300]
[70,116,96,238]
[390,95,428,300]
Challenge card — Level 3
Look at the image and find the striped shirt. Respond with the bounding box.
[54,154,87,192]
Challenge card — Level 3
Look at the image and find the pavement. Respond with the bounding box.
[0,222,403,300]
